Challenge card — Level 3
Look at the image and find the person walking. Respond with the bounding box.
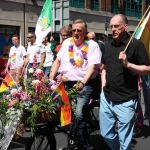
[5,34,27,83]
[100,14,149,150]
[43,34,54,77]
[25,32,46,72]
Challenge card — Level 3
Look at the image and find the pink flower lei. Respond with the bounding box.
[68,38,88,67]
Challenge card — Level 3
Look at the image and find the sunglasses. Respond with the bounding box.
[27,36,33,39]
[72,29,82,33]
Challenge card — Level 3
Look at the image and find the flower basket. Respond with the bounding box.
[37,109,60,123]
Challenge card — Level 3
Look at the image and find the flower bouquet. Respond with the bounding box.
[0,68,61,138]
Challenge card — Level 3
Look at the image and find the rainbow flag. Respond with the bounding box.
[11,53,16,62]
[52,82,71,126]
[134,11,150,58]
[0,73,16,93]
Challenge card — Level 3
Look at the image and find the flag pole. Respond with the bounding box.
[124,5,150,53]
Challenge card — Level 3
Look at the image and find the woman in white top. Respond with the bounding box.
[43,35,54,77]
[6,34,27,83]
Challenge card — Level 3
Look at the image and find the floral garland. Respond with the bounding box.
[68,38,88,67]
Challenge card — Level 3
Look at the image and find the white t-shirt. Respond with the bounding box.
[43,43,54,67]
[9,45,27,69]
[57,38,101,81]
[27,43,45,63]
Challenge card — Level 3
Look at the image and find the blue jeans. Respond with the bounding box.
[65,79,97,146]
[44,66,51,78]
[99,91,137,150]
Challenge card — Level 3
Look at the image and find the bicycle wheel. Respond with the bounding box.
[25,133,56,150]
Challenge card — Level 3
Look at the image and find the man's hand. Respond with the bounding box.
[119,51,128,67]
[21,67,26,76]
[73,81,84,91]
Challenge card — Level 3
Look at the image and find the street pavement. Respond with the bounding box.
[8,117,150,150]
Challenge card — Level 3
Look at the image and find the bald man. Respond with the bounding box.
[87,32,96,40]
[100,14,149,150]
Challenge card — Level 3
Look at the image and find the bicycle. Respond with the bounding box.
[25,122,56,150]
[24,78,100,150]
[24,98,99,150]
[66,99,100,150]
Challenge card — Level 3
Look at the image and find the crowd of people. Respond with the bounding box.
[1,14,150,150]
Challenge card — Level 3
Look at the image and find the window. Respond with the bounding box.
[112,0,142,18]
[91,0,99,11]
[28,27,35,33]
[70,0,85,8]
[0,25,19,57]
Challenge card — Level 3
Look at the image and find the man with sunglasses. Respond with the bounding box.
[50,19,101,149]
[25,32,46,73]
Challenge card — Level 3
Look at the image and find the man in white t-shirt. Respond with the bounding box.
[6,34,27,83]
[25,32,46,74]
[50,19,101,149]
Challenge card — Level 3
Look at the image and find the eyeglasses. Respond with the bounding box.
[72,29,82,33]
[27,36,33,39]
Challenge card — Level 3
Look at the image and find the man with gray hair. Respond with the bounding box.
[100,14,149,150]
[50,19,101,149]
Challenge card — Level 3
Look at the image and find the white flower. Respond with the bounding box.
[31,80,40,86]
[51,85,57,90]
[10,88,18,95]
[35,68,43,74]
[28,68,34,73]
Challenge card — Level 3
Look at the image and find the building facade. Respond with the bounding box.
[0,0,149,57]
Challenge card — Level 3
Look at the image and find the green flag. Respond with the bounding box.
[35,0,53,44]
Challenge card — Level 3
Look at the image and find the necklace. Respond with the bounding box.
[68,38,88,67]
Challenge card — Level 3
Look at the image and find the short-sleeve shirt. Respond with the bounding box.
[102,33,149,102]
[9,45,27,69]
[57,38,101,81]
[27,43,45,63]
[43,43,54,67]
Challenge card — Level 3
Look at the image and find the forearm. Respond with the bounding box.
[81,64,95,84]
[21,56,27,68]
[24,56,29,68]
[40,52,46,67]
[127,62,150,75]
[119,51,150,75]
[49,59,60,80]
[101,67,106,88]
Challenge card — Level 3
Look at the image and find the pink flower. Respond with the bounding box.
[31,80,41,86]
[8,99,18,108]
